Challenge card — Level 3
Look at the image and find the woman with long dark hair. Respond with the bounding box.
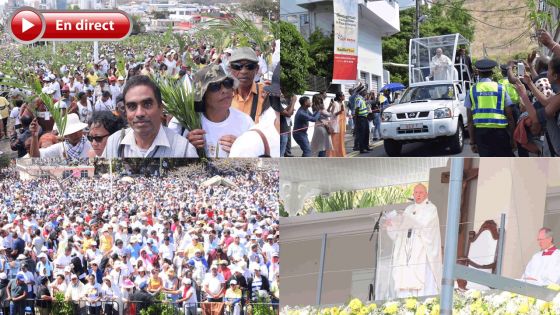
[327,91,346,157]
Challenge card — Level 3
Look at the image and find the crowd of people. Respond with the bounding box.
[0,30,281,160]
[0,159,279,314]
[280,87,396,157]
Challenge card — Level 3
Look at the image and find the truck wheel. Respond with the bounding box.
[384,139,402,156]
[448,121,464,154]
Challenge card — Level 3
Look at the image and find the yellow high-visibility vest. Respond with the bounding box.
[469,82,507,128]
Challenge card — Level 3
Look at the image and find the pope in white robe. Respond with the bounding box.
[521,228,560,286]
[430,48,453,81]
[384,184,442,298]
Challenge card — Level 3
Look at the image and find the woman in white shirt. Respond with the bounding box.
[169,64,253,158]
[100,276,119,315]
[75,92,92,124]
[82,274,102,315]
[177,278,198,315]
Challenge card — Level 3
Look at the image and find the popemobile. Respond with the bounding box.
[381,34,473,156]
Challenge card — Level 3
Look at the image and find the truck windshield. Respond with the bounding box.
[399,84,455,103]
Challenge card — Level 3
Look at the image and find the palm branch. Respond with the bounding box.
[152,75,205,158]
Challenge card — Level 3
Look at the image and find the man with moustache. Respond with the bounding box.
[102,75,195,158]
[229,47,266,123]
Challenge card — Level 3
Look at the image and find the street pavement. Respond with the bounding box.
[288,130,478,157]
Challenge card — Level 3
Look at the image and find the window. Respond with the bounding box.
[300,14,309,27]
[62,170,72,179]
[371,75,380,93]
[360,71,370,91]
[81,170,89,178]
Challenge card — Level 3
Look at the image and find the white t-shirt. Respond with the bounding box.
[10,107,20,125]
[229,108,279,157]
[94,98,114,112]
[77,100,93,123]
[164,59,178,76]
[169,108,254,158]
[50,81,62,100]
[181,285,197,305]
[72,82,84,97]
[109,85,121,106]
[202,273,225,297]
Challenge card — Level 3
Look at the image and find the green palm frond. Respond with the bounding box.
[152,75,205,158]
[29,76,67,136]
[116,55,126,79]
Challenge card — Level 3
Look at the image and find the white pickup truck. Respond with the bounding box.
[380,81,468,156]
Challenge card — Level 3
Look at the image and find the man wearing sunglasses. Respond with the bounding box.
[229,47,266,123]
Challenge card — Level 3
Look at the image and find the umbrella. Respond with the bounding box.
[379,82,405,92]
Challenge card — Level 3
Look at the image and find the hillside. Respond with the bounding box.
[463,0,538,62]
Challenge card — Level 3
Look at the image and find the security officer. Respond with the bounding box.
[466,59,516,156]
[354,84,372,153]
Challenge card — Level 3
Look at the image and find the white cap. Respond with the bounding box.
[0,273,6,280]
[182,278,192,285]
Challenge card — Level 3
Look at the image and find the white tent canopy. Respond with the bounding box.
[280,158,449,216]
[201,175,237,189]
[280,157,449,192]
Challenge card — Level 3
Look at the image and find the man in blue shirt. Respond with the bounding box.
[293,96,320,157]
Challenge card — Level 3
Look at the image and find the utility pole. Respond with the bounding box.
[415,0,420,39]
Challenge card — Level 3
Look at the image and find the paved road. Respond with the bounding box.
[288,131,478,157]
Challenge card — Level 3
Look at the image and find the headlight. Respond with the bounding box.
[434,107,452,119]
[382,112,392,122]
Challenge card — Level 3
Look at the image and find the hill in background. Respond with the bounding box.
[463,0,538,62]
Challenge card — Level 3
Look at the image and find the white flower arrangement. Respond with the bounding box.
[281,286,560,315]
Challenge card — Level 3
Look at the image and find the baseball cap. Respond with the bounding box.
[229,47,258,63]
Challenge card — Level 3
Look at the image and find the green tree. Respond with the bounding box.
[130,15,145,35]
[280,21,312,97]
[307,29,334,82]
[241,0,279,20]
[382,2,474,84]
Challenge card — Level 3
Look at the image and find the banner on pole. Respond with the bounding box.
[332,0,359,85]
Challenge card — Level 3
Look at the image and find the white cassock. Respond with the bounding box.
[430,55,453,81]
[522,246,560,286]
[386,200,442,298]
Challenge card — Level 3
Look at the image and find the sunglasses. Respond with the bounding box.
[87,134,110,143]
[207,78,235,93]
[230,62,258,71]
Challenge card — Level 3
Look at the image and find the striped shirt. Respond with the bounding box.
[103,125,197,158]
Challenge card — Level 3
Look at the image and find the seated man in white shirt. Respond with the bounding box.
[522,227,560,286]
[29,113,92,160]
[103,75,196,158]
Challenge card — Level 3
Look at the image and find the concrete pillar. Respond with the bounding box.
[474,158,548,279]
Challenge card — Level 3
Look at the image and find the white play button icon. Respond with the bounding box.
[21,18,34,33]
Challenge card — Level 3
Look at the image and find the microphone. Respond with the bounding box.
[407,229,412,238]
[369,211,384,241]
[374,211,383,231]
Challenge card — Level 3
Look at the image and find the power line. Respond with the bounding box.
[484,28,532,49]
[427,0,528,13]
[469,14,527,31]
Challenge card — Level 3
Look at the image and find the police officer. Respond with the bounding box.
[466,59,516,156]
[354,85,372,153]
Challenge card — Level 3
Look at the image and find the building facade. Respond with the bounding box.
[280,0,400,92]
